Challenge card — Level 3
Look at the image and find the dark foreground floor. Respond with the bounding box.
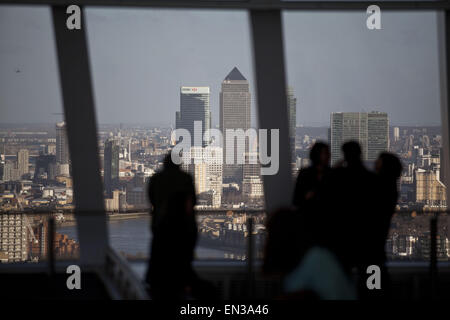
[0,272,110,299]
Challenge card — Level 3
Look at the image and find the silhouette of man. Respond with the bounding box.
[146,153,203,299]
[293,142,330,208]
[359,152,402,299]
[372,152,402,266]
[318,141,377,275]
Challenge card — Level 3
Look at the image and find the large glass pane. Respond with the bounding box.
[0,5,79,262]
[283,11,447,262]
[82,8,262,261]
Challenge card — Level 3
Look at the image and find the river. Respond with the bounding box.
[57,215,236,259]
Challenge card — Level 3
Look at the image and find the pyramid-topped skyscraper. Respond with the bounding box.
[224,67,247,81]
[220,67,251,183]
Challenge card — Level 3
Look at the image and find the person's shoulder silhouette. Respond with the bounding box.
[148,154,197,233]
[293,142,330,207]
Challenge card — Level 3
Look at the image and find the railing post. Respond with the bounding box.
[246,215,254,297]
[430,214,437,299]
[47,216,55,277]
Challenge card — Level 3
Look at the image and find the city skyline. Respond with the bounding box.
[0,8,442,127]
[0,118,445,263]
[2,0,450,302]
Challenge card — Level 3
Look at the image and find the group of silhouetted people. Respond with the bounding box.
[145,141,402,300]
[263,141,402,299]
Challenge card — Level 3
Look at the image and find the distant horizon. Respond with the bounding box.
[1,8,442,127]
[0,121,443,128]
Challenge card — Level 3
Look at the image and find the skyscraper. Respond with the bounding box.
[176,86,211,147]
[220,67,251,183]
[330,112,389,164]
[287,86,297,162]
[394,126,400,142]
[367,112,389,161]
[17,149,29,178]
[56,121,69,165]
[104,139,120,198]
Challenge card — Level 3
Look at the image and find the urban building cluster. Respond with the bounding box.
[1,68,448,262]
[296,117,449,261]
[174,67,296,209]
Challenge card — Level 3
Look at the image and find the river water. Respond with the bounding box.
[57,215,234,259]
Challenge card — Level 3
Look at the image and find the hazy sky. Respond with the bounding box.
[0,6,442,127]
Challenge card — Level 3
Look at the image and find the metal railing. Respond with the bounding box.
[0,207,449,298]
[103,246,149,299]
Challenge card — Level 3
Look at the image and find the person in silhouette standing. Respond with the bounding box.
[371,152,402,267]
[146,153,215,300]
[288,142,331,272]
[362,152,402,299]
[293,142,330,208]
[318,141,377,276]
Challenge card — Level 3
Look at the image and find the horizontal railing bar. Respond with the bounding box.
[1,207,449,215]
[0,0,449,11]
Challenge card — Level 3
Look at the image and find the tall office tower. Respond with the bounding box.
[220,67,251,183]
[330,112,367,164]
[330,112,389,164]
[287,86,297,162]
[394,126,400,142]
[367,112,389,161]
[56,122,69,164]
[104,139,120,198]
[127,139,132,161]
[17,149,29,178]
[176,87,211,147]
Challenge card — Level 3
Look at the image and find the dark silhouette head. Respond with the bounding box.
[342,141,362,166]
[163,153,179,170]
[375,152,402,180]
[310,142,330,167]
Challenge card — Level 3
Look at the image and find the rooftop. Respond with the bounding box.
[224,67,246,81]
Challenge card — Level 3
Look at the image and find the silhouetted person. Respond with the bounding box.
[318,141,377,275]
[146,154,215,300]
[359,152,402,299]
[293,142,330,208]
[371,152,402,266]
